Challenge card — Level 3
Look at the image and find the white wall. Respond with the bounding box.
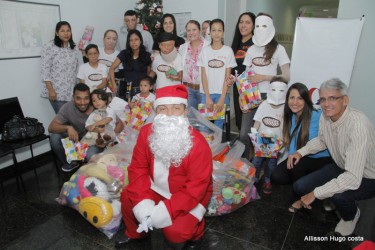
[338,0,375,125]
[163,0,219,25]
[0,0,136,168]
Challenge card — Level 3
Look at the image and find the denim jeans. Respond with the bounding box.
[50,133,104,165]
[200,93,229,129]
[187,87,201,110]
[293,163,375,220]
[252,156,277,183]
[49,100,68,114]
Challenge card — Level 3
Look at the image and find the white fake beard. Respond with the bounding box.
[149,114,193,167]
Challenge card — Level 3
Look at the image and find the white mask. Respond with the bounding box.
[267,81,287,105]
[253,15,275,47]
[161,48,178,63]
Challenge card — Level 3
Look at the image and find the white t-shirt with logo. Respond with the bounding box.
[243,44,290,93]
[98,47,120,71]
[77,63,108,91]
[197,45,237,94]
[253,100,284,137]
[152,53,183,89]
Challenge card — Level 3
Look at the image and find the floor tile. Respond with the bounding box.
[207,201,293,249]
[0,196,50,248]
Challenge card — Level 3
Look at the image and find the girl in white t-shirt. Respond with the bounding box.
[77,44,108,92]
[241,13,290,160]
[198,19,237,129]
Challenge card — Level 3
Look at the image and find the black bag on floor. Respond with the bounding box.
[2,115,45,142]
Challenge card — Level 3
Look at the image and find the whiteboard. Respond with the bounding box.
[0,1,60,60]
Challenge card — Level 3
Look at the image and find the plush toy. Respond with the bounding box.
[62,174,82,207]
[101,199,122,233]
[81,109,115,146]
[79,196,113,228]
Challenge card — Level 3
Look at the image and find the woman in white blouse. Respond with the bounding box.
[41,21,82,113]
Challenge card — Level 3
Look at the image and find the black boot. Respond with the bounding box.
[184,238,202,249]
[166,240,186,250]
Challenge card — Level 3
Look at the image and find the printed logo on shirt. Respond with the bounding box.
[208,59,224,68]
[88,73,103,81]
[99,59,112,67]
[157,64,173,72]
[252,57,271,67]
[262,116,281,128]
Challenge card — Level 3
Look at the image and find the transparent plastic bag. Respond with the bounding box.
[187,107,222,148]
[56,151,131,239]
[206,140,257,216]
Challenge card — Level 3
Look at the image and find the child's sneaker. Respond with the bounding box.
[263,182,272,195]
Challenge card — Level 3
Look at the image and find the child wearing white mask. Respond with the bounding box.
[251,77,288,195]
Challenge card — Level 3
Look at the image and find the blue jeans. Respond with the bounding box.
[49,100,67,114]
[50,133,104,165]
[187,87,201,110]
[200,93,229,129]
[293,163,375,220]
[252,156,277,183]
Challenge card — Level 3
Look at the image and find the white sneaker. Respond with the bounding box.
[334,208,360,236]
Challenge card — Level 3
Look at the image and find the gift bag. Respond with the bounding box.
[61,138,88,163]
[124,100,153,131]
[249,133,283,158]
[236,68,262,110]
[198,104,226,120]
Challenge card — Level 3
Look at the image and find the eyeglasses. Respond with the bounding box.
[318,95,345,104]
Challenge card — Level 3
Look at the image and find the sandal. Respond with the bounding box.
[288,200,303,213]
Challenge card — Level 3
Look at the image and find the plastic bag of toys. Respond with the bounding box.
[56,152,129,239]
[206,140,257,216]
[187,107,222,148]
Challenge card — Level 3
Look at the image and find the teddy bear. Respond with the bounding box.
[81,109,115,146]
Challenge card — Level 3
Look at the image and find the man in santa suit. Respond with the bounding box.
[115,84,213,249]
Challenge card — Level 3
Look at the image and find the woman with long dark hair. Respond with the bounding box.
[271,83,331,212]
[152,13,185,51]
[230,12,256,158]
[109,29,152,97]
[41,21,82,113]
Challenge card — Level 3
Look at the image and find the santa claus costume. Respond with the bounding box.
[120,84,213,245]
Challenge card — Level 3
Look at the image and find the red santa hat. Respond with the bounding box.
[154,84,188,108]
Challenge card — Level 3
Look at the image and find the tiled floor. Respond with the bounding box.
[2,156,371,250]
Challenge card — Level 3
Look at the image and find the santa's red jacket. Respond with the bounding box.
[125,123,213,228]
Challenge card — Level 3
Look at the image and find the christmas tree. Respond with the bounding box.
[135,0,163,39]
